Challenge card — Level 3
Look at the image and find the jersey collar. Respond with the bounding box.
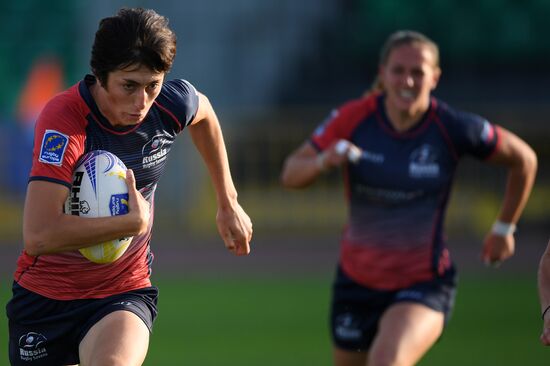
[376,94,436,137]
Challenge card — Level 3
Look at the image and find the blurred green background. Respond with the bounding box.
[1,0,548,364]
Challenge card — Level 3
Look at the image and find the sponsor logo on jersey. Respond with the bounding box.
[18,332,48,361]
[360,149,384,164]
[38,130,69,166]
[142,134,170,169]
[409,144,440,178]
[354,184,424,203]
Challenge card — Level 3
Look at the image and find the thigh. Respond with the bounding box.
[79,310,150,366]
[78,287,158,366]
[368,302,444,366]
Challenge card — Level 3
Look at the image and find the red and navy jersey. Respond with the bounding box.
[311,93,499,290]
[14,75,199,300]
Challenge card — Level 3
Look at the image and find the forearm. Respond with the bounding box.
[496,151,537,223]
[280,141,326,189]
[189,116,237,208]
[23,179,146,256]
[24,213,143,255]
[490,128,537,224]
[281,155,323,188]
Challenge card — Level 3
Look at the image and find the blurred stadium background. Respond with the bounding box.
[0,0,548,364]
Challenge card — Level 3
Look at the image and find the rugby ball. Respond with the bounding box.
[64,150,133,264]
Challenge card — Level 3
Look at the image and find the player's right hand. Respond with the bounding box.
[481,232,515,266]
[216,201,252,256]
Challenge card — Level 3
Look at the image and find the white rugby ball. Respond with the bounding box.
[64,150,133,264]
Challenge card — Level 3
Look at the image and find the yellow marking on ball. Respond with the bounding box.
[79,237,133,264]
[107,171,127,180]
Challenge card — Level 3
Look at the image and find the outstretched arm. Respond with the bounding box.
[538,240,550,345]
[281,140,361,188]
[481,127,537,265]
[188,92,252,256]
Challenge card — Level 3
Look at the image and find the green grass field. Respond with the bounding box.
[1,274,548,365]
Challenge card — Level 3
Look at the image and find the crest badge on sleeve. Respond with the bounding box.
[39,129,69,166]
[480,120,495,143]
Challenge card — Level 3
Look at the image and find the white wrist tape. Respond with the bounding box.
[335,140,350,155]
[335,139,362,163]
[492,220,516,236]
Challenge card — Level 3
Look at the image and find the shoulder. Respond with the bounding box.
[434,98,488,128]
[160,79,198,98]
[311,93,380,146]
[433,97,498,157]
[31,83,89,184]
[322,93,379,130]
[43,83,88,118]
[157,79,198,104]
[337,93,379,119]
[37,83,89,132]
[155,79,200,129]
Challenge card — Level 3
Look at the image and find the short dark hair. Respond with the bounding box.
[90,8,177,86]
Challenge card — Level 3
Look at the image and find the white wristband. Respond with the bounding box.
[335,139,362,163]
[335,140,350,155]
[492,220,516,236]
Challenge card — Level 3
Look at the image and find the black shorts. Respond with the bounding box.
[330,265,457,352]
[6,282,158,366]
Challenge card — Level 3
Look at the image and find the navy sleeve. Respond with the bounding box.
[155,79,200,132]
[438,103,498,160]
